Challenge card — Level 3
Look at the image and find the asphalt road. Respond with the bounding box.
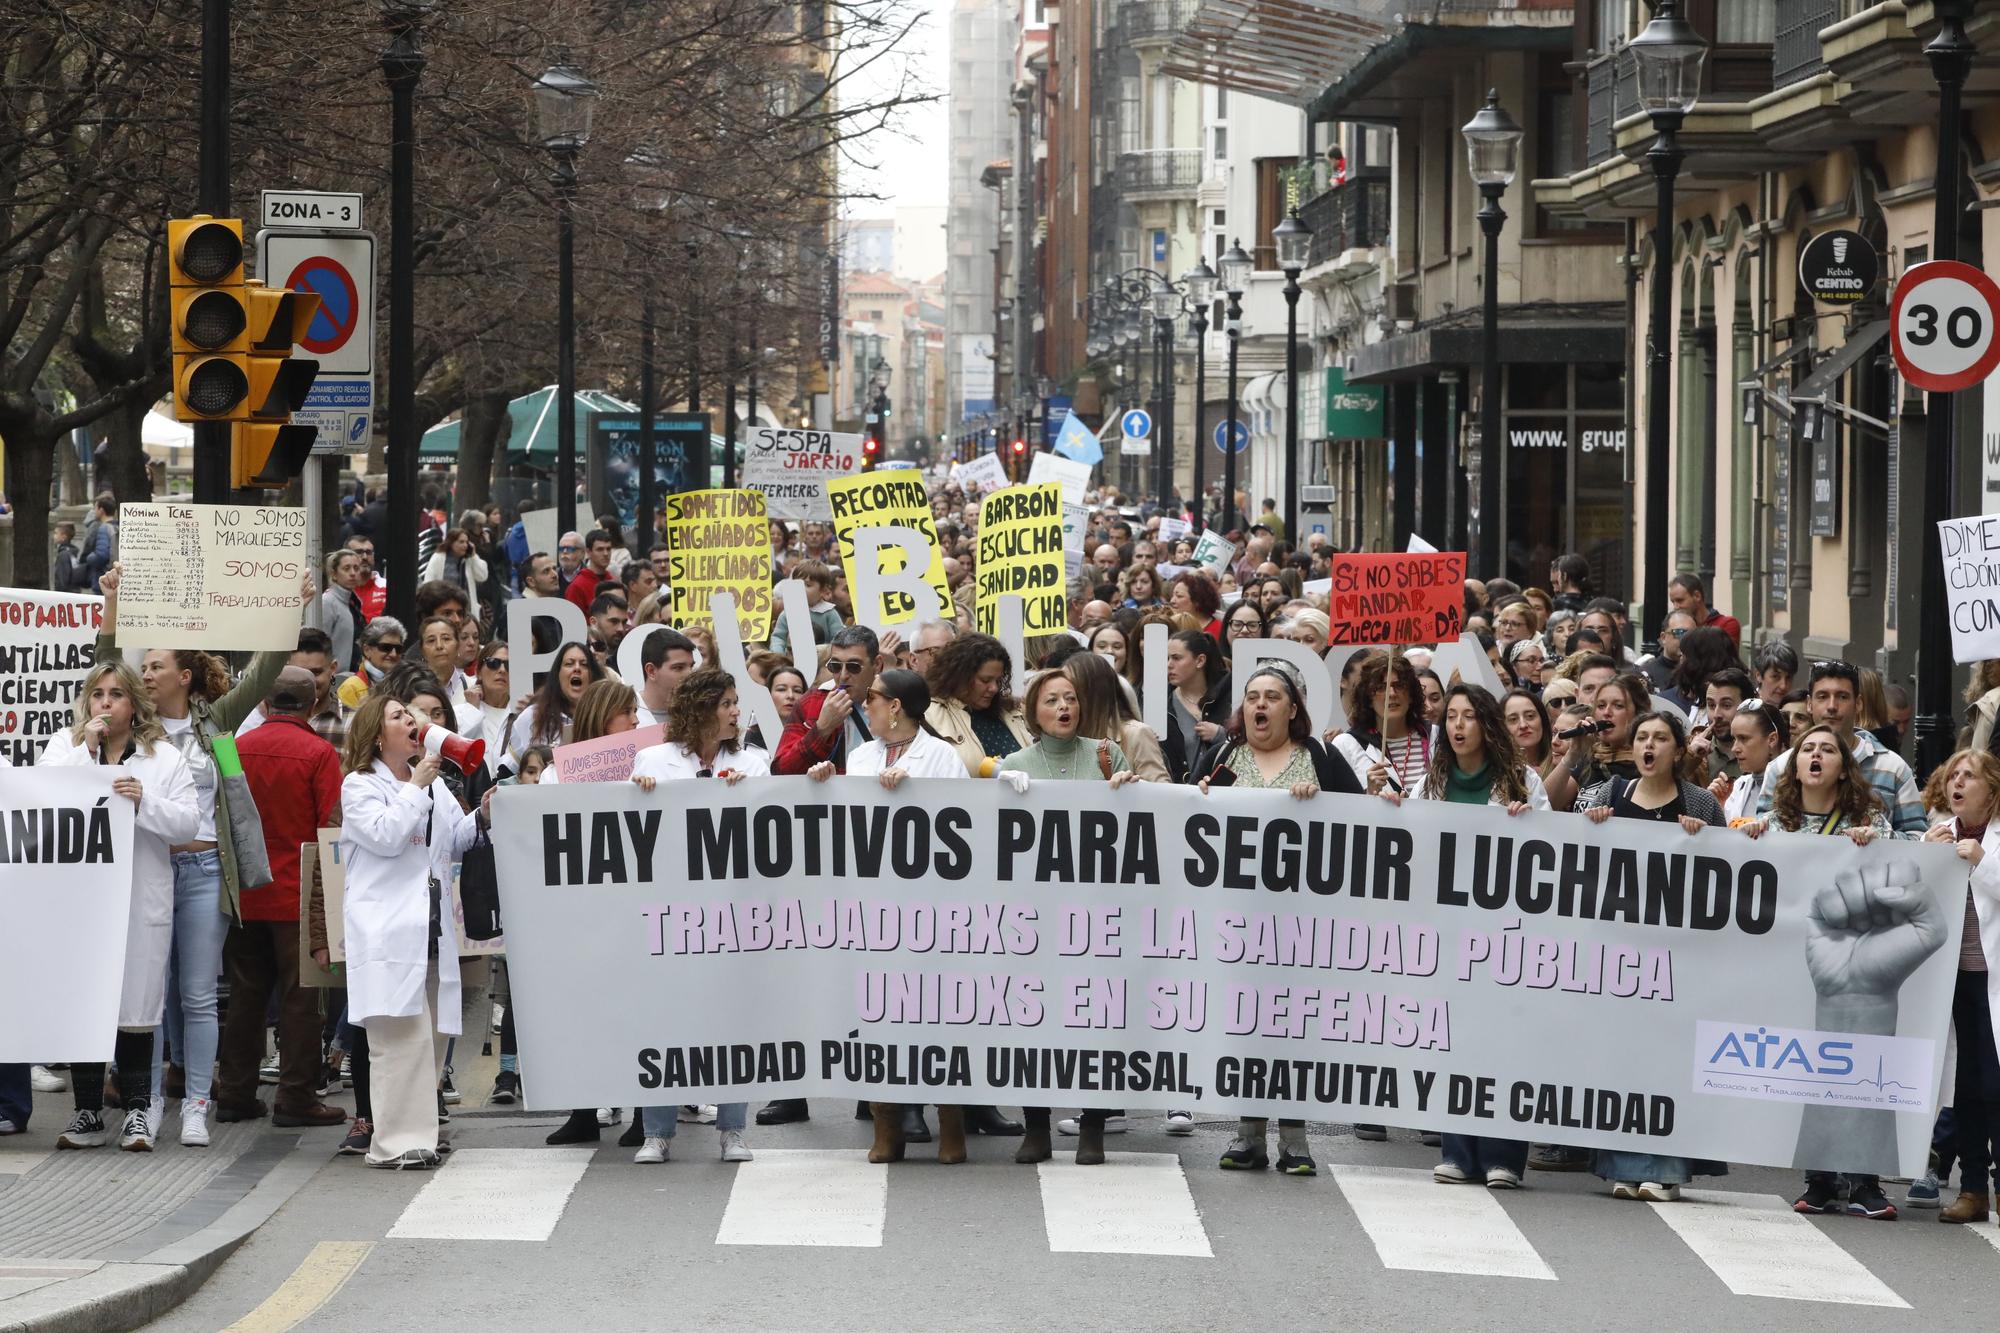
[140,1103,2000,1333]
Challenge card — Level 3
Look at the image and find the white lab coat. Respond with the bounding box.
[847,729,966,780]
[339,763,480,1035]
[1956,819,2000,1059]
[631,741,772,783]
[39,730,199,1028]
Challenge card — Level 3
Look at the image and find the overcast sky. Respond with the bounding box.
[841,0,950,213]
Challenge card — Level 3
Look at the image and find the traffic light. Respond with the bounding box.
[1011,437,1027,456]
[168,216,248,422]
[861,434,880,471]
[232,422,318,489]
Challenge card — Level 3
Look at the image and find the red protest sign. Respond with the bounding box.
[1326,552,1468,646]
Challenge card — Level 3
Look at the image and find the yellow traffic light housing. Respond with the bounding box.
[232,422,317,490]
[168,216,249,422]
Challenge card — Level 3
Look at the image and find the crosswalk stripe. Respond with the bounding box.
[715,1149,886,1248]
[1329,1164,1555,1280]
[1037,1152,1212,1257]
[386,1148,594,1242]
[1652,1191,1908,1307]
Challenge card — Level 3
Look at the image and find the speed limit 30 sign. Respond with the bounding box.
[1891,260,2000,392]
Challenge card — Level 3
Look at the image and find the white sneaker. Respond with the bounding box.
[1485,1167,1522,1190]
[719,1130,753,1163]
[596,1107,621,1127]
[30,1065,65,1093]
[0,1119,21,1136]
[1057,1115,1127,1136]
[119,1107,154,1152]
[1433,1161,1470,1183]
[634,1137,670,1164]
[180,1099,211,1148]
[1164,1111,1195,1136]
[491,1003,505,1035]
[680,1104,717,1123]
[1611,1180,1642,1200]
[1637,1181,1680,1203]
[258,1054,281,1084]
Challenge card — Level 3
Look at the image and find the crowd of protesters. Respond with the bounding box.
[3,466,1994,1230]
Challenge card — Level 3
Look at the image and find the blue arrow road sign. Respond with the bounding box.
[1214,419,1250,453]
[1121,408,1153,439]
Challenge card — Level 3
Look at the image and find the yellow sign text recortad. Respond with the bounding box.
[824,471,952,625]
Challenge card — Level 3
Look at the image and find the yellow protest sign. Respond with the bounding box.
[975,482,1066,634]
[662,488,772,642]
[824,470,951,624]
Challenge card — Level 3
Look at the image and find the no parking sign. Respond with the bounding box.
[257,224,375,454]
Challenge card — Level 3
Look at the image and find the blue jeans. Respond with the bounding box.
[1442,1134,1530,1177]
[152,850,227,1104]
[642,1103,747,1138]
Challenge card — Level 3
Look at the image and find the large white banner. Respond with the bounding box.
[0,768,138,1061]
[0,587,102,768]
[494,777,1965,1177]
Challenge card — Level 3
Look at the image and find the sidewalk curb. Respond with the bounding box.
[0,1138,326,1333]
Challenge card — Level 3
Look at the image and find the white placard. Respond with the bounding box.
[1939,513,2000,662]
[741,428,863,522]
[1028,451,1093,506]
[1192,530,1236,575]
[0,768,138,1061]
[114,503,305,651]
[954,453,1011,496]
[0,588,103,768]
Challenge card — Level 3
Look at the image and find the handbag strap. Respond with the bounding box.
[1097,737,1113,780]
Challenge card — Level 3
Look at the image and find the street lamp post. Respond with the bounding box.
[1629,1,1705,642]
[379,1,429,627]
[1150,281,1180,514]
[1219,240,1252,534]
[1273,209,1312,544]
[1917,0,1978,778]
[533,50,598,541]
[1462,90,1525,579]
[626,146,672,553]
[1183,261,1217,532]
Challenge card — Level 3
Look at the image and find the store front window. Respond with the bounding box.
[1501,363,1627,593]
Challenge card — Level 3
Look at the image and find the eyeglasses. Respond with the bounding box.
[559,544,582,553]
[1661,628,1686,638]
[482,656,510,670]
[374,642,405,655]
[828,659,868,675]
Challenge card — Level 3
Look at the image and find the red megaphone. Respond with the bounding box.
[418,723,485,776]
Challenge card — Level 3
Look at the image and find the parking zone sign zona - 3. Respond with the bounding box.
[256,227,376,453]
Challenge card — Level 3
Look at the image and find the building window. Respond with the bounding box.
[1212,126,1227,161]
[1596,0,1628,47]
[1253,158,1296,268]
[1216,82,1228,117]
[1716,0,1775,43]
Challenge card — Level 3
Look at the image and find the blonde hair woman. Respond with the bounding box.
[41,661,199,1152]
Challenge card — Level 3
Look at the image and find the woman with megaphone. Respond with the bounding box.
[337,695,491,1171]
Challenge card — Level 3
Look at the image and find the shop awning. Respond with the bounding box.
[1788,320,1890,401]
[1162,0,1392,104]
[419,387,636,460]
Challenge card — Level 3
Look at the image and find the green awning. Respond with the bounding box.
[419,387,636,459]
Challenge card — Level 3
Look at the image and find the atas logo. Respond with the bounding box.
[1705,1026,1854,1077]
[1692,1019,1932,1114]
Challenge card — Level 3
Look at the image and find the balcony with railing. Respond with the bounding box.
[1299,167,1390,270]
[1117,148,1201,199]
[1582,47,1637,168]
[1774,0,1839,87]
[1119,0,1196,40]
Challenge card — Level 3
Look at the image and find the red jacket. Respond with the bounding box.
[775,686,867,774]
[236,714,343,921]
[1704,608,1742,648]
[564,565,607,612]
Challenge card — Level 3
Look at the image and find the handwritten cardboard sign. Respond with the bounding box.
[114,502,304,650]
[1326,551,1468,646]
[0,589,101,768]
[825,472,952,624]
[662,490,772,642]
[976,483,1067,634]
[741,428,863,521]
[553,724,666,785]
[1941,514,2000,663]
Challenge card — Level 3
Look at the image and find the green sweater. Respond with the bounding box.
[997,734,1130,780]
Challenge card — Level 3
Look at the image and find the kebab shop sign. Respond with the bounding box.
[1326,552,1468,646]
